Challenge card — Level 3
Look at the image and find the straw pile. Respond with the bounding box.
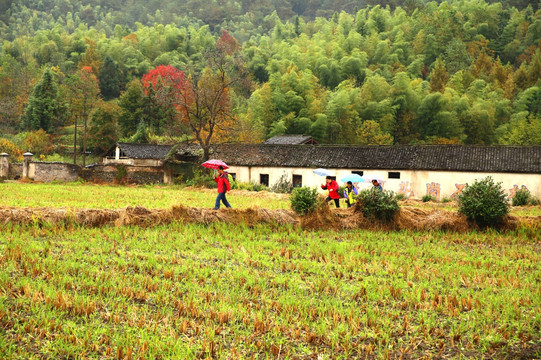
[0,205,535,233]
[0,205,299,228]
[393,207,471,232]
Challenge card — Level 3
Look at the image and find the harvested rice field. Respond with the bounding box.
[0,182,540,359]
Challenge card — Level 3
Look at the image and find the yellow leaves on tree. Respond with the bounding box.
[78,38,102,76]
[0,138,22,161]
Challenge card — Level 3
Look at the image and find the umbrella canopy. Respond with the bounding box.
[365,175,385,184]
[201,159,229,170]
[313,168,335,176]
[340,174,365,183]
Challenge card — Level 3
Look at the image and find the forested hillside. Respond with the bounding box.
[1,0,540,160]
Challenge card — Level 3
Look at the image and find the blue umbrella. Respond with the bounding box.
[313,168,335,176]
[340,174,365,183]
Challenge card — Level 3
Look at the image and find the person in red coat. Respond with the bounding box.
[214,166,232,210]
[321,176,340,208]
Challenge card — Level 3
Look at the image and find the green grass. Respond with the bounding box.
[0,223,539,359]
[0,182,289,210]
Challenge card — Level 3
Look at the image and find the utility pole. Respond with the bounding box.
[83,108,87,167]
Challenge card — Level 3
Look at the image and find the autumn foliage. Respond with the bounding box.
[141,65,185,93]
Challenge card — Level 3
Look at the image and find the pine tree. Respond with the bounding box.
[21,68,60,133]
[99,55,122,100]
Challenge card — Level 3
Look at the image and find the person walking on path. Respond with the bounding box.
[214,166,232,210]
[343,181,358,208]
[322,176,340,208]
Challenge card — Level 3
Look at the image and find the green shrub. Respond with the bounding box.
[251,182,267,192]
[338,185,346,198]
[441,197,452,203]
[173,174,184,185]
[232,181,267,192]
[395,193,407,201]
[422,195,434,202]
[186,168,216,188]
[530,196,540,206]
[42,153,66,162]
[457,176,509,227]
[290,187,319,215]
[512,188,531,206]
[115,165,127,183]
[356,188,400,222]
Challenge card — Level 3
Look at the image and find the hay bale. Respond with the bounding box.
[394,207,470,232]
[115,206,169,227]
[301,204,341,230]
[76,209,119,227]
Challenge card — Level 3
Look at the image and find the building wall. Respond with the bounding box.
[227,166,541,199]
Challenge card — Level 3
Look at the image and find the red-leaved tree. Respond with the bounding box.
[141,65,186,135]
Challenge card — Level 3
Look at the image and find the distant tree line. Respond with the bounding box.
[0,0,540,161]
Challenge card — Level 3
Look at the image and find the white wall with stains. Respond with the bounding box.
[226,166,541,200]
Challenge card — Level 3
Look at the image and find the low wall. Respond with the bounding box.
[31,162,81,182]
[81,164,164,184]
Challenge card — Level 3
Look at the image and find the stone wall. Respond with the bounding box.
[0,154,8,178]
[31,162,81,182]
[81,164,165,184]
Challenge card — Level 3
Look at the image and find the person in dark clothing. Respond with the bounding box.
[214,166,232,210]
[321,176,340,208]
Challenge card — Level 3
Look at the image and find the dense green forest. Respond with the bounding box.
[1,0,540,161]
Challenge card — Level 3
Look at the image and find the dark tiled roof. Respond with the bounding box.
[263,135,317,145]
[188,144,541,174]
[114,143,173,159]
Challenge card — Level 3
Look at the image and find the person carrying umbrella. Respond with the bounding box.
[322,176,340,208]
[214,165,232,210]
[343,181,358,208]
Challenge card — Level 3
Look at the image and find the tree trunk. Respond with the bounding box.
[73,115,78,165]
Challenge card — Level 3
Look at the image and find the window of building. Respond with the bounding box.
[260,174,269,186]
[293,175,302,187]
[352,171,364,176]
[229,172,236,180]
[388,172,400,179]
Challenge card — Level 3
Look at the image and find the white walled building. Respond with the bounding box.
[197,144,541,200]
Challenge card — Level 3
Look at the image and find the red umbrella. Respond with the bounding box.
[201,159,229,170]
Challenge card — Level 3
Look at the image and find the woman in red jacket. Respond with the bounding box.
[321,176,340,208]
[214,166,232,210]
